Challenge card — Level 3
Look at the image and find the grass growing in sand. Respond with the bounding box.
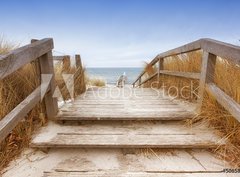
[142,51,240,167]
[86,76,106,87]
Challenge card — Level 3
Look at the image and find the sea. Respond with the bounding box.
[86,67,142,85]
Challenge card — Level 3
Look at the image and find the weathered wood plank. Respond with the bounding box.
[160,70,201,79]
[56,112,195,121]
[32,39,58,119]
[52,55,70,61]
[43,172,239,177]
[0,82,50,142]
[139,72,158,86]
[0,38,53,79]
[207,83,240,122]
[133,39,202,85]
[201,38,240,65]
[75,54,82,68]
[56,87,194,121]
[197,52,217,112]
[3,148,232,176]
[31,121,223,149]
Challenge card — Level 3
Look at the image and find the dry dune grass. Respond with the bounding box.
[0,39,86,170]
[87,78,106,87]
[143,51,240,167]
[0,50,45,170]
[86,76,106,87]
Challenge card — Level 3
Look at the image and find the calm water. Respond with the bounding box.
[86,68,142,84]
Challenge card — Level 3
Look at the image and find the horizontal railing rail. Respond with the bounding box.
[133,38,240,122]
[0,38,58,142]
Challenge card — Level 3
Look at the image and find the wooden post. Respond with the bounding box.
[75,54,82,69]
[158,58,164,88]
[196,51,217,112]
[31,39,58,119]
[139,77,141,88]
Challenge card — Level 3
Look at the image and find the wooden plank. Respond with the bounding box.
[159,70,201,79]
[139,72,158,86]
[154,39,202,63]
[31,121,223,149]
[52,55,70,61]
[32,133,220,149]
[157,58,164,88]
[133,39,202,85]
[0,38,53,79]
[201,38,240,65]
[207,83,240,122]
[49,149,227,173]
[32,39,58,119]
[197,52,216,112]
[56,111,195,121]
[0,82,50,142]
[75,54,82,68]
[43,172,239,177]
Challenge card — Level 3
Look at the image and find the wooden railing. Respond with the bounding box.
[0,38,58,142]
[53,54,84,100]
[133,38,240,122]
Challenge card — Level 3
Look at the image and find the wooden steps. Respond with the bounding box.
[3,149,235,177]
[40,149,234,177]
[56,88,195,121]
[31,121,224,149]
[26,87,230,176]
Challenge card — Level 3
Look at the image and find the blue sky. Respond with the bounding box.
[1,0,240,67]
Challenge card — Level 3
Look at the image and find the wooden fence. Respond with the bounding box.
[0,38,83,142]
[133,38,240,122]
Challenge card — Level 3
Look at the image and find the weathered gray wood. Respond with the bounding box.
[139,72,158,86]
[56,88,195,121]
[0,82,50,142]
[52,55,70,61]
[0,38,53,79]
[43,172,239,177]
[207,83,240,122]
[153,39,202,64]
[133,38,240,88]
[31,39,58,119]
[39,52,58,119]
[75,54,82,68]
[31,121,223,149]
[159,70,201,79]
[201,38,240,65]
[157,58,164,88]
[197,52,217,112]
[133,39,202,85]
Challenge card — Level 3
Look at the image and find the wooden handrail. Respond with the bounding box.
[0,38,58,143]
[0,38,54,79]
[133,38,240,122]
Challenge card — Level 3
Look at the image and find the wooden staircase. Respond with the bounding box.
[2,38,240,176]
[30,87,231,176]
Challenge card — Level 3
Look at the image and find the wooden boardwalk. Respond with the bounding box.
[2,38,240,176]
[32,87,223,149]
[24,87,234,177]
[56,87,195,120]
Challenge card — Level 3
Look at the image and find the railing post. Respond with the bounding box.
[196,51,216,113]
[139,77,141,88]
[31,39,58,119]
[75,54,82,69]
[158,58,164,88]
